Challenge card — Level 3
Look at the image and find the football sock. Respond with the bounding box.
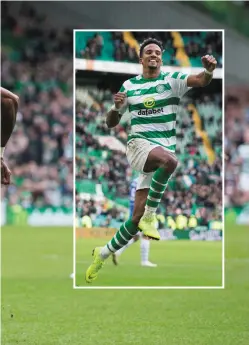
[101,219,138,259]
[144,167,171,214]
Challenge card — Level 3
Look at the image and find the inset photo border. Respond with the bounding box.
[73,29,225,289]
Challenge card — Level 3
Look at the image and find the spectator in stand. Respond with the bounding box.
[225,87,249,207]
[1,2,73,208]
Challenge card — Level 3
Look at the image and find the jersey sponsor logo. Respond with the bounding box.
[143,97,155,108]
[138,107,164,116]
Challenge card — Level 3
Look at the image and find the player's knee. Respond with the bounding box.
[161,154,178,173]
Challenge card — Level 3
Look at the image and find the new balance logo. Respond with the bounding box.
[134,90,141,95]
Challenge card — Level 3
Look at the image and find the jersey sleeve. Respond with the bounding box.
[117,82,128,115]
[169,72,192,98]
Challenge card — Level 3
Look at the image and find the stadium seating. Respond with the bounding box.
[75,31,223,68]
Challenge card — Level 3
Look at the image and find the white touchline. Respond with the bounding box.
[73,29,76,290]
[221,28,225,289]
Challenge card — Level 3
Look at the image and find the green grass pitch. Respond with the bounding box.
[76,238,222,287]
[1,211,249,345]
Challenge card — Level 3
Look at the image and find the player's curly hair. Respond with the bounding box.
[139,38,164,58]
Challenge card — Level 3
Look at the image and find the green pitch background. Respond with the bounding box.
[76,238,222,287]
[2,211,249,345]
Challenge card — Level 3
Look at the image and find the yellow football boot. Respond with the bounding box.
[138,213,160,240]
[85,247,105,283]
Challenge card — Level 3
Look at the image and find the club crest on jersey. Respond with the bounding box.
[156,83,171,93]
[156,84,165,94]
[143,97,155,108]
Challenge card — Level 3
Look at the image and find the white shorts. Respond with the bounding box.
[126,138,172,190]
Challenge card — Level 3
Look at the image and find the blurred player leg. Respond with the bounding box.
[112,235,138,265]
[112,178,144,265]
[140,236,157,267]
[113,238,135,264]
[113,232,157,267]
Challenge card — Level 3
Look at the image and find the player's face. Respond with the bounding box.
[140,44,162,70]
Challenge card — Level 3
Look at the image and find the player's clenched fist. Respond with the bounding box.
[114,92,126,110]
[201,55,217,73]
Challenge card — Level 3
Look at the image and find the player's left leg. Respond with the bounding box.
[138,147,177,239]
[85,220,138,283]
[85,188,148,283]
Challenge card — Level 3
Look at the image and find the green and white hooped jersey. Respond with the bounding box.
[119,71,191,152]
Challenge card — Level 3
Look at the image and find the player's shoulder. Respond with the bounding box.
[128,74,142,82]
[165,71,188,81]
[122,75,142,89]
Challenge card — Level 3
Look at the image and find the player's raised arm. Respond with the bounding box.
[187,55,217,88]
[106,92,127,128]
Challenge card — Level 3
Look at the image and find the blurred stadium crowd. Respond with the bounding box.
[76,31,223,68]
[225,87,249,208]
[1,2,73,209]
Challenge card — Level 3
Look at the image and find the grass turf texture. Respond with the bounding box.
[1,211,249,345]
[76,239,222,287]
